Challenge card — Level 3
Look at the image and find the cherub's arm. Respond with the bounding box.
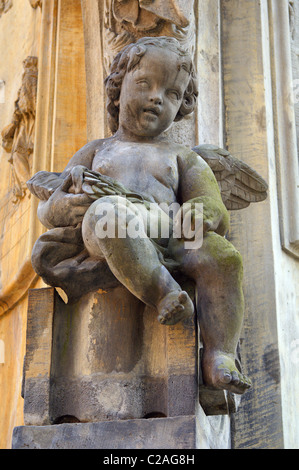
[37,140,101,228]
[60,139,102,178]
[177,149,229,236]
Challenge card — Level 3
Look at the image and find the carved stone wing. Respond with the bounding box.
[192,144,268,210]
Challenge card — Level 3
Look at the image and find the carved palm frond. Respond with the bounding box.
[192,144,268,210]
[82,169,152,205]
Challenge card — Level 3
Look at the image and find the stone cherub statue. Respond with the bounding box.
[27,37,267,396]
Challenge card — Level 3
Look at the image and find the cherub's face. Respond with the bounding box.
[118,47,190,139]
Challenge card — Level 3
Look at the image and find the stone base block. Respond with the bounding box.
[12,416,196,449]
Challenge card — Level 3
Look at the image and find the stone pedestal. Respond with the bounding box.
[15,287,236,449]
[12,416,196,449]
[22,287,197,425]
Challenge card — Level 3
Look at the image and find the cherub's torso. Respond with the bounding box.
[92,138,180,205]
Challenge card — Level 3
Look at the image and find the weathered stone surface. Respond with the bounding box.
[22,287,197,425]
[22,288,55,425]
[12,416,196,449]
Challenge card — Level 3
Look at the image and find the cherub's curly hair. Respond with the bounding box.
[104,36,198,134]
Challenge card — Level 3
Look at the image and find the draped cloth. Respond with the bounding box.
[31,224,120,304]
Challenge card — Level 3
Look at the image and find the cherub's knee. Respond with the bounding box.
[218,245,242,273]
[204,233,243,274]
[214,243,242,274]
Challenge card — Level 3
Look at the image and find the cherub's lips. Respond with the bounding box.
[143,106,161,117]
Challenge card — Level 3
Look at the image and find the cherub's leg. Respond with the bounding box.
[82,196,194,324]
[169,232,251,394]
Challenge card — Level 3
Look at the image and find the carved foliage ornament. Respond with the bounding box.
[1,56,38,202]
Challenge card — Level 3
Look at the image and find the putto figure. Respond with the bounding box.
[28,37,267,395]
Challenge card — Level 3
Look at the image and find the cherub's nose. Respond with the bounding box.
[151,96,163,105]
[151,96,162,105]
[149,90,163,105]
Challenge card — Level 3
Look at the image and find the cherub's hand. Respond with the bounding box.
[68,165,89,194]
[176,204,203,241]
[179,197,229,239]
[39,174,93,227]
[200,197,227,234]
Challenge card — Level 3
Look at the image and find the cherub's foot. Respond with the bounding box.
[157,290,194,325]
[202,350,252,395]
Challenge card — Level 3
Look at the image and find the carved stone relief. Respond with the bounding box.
[1,56,38,202]
[0,0,12,17]
[103,0,195,72]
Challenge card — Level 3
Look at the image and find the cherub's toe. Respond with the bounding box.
[229,372,252,394]
[202,351,252,395]
[158,309,170,323]
[175,303,184,312]
[178,291,188,304]
[242,375,252,389]
[231,370,240,385]
[157,290,194,326]
[222,372,232,384]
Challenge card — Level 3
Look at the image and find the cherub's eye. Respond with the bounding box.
[136,80,150,89]
[168,89,181,100]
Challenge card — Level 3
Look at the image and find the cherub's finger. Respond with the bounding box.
[73,208,89,218]
[60,174,73,192]
[69,192,94,206]
[71,165,87,194]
